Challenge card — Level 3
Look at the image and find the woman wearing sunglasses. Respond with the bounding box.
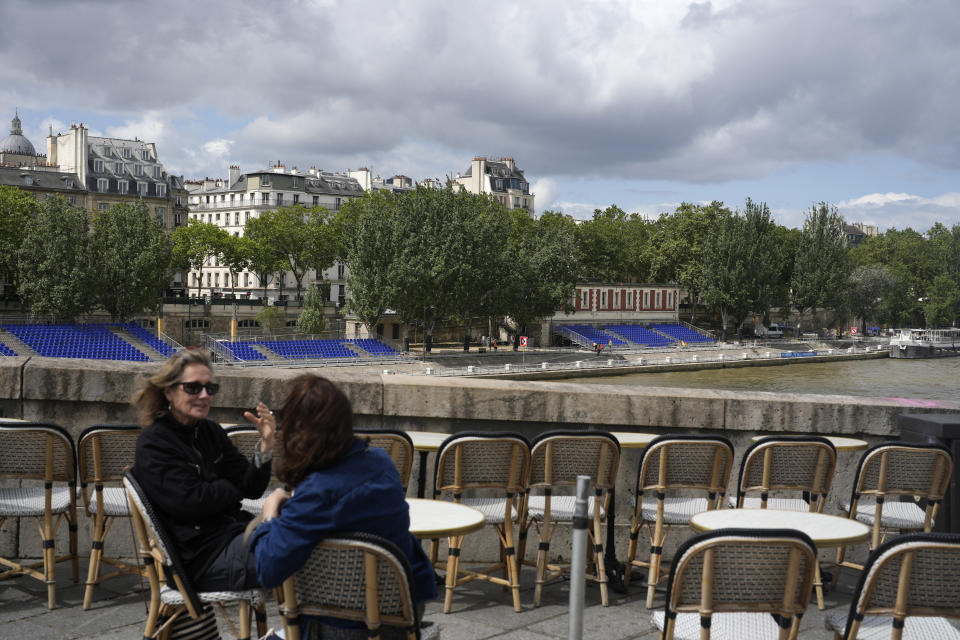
[131,349,275,591]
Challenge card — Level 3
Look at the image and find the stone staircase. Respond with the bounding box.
[0,329,38,357]
[109,327,167,361]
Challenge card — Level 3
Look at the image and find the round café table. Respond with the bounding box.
[690,508,870,610]
[406,498,485,538]
[750,434,868,452]
[406,431,451,499]
[605,432,659,591]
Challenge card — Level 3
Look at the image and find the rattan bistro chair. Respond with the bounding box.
[826,533,960,640]
[280,532,437,640]
[355,430,415,491]
[0,421,79,609]
[522,430,620,607]
[625,434,735,608]
[226,424,280,515]
[733,436,837,512]
[651,528,818,640]
[77,424,142,609]
[432,431,530,613]
[123,470,267,640]
[834,442,952,583]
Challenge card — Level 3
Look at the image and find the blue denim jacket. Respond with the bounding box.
[248,438,437,604]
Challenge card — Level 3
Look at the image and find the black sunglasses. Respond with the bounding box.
[174,381,220,396]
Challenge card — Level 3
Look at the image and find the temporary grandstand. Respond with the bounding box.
[556,322,714,351]
[0,320,405,366]
[209,333,403,365]
[0,321,181,362]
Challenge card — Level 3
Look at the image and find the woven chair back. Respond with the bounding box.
[528,430,620,489]
[123,469,203,612]
[77,425,140,484]
[851,443,952,501]
[285,532,418,633]
[0,422,75,483]
[355,430,414,490]
[665,529,817,632]
[637,435,734,495]
[737,437,836,508]
[842,532,960,638]
[226,425,283,476]
[434,432,530,495]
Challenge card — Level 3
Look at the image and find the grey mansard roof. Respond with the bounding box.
[0,166,86,192]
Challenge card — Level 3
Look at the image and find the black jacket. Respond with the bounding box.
[133,415,271,578]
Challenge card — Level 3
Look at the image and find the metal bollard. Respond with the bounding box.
[541,362,548,370]
[467,365,475,373]
[665,356,671,363]
[575,360,582,368]
[569,475,590,640]
[505,363,511,371]
[425,367,433,375]
[636,357,645,365]
[607,359,614,366]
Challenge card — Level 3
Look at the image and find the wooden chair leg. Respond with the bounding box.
[833,544,847,587]
[254,603,268,638]
[534,538,549,607]
[443,535,463,613]
[646,519,665,609]
[813,561,825,610]
[43,536,56,609]
[502,519,522,612]
[83,514,106,610]
[238,600,251,640]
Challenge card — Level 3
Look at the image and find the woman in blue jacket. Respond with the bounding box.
[247,374,436,634]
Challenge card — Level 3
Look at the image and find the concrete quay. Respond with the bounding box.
[1,551,888,639]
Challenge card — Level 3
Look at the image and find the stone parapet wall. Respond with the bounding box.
[2,356,959,564]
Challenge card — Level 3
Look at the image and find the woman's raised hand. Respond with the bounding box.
[244,401,276,452]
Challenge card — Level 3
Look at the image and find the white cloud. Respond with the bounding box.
[105,112,168,144]
[202,139,233,157]
[834,192,960,232]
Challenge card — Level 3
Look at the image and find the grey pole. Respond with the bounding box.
[569,475,590,640]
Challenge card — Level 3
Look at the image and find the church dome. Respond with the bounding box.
[0,112,36,156]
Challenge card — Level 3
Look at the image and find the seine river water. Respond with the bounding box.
[567,356,960,402]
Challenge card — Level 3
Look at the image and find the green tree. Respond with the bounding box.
[296,286,327,334]
[846,264,899,334]
[305,206,341,293]
[791,203,850,337]
[218,234,251,296]
[90,202,172,321]
[923,275,960,327]
[17,196,94,321]
[576,205,649,282]
[0,186,39,296]
[700,213,746,341]
[171,219,224,297]
[648,201,729,323]
[255,305,285,335]
[446,190,512,351]
[502,210,581,347]
[342,190,399,336]
[244,206,312,300]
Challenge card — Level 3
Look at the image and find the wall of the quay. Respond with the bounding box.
[3,356,959,564]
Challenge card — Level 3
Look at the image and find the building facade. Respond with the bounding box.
[46,123,189,232]
[454,156,534,216]
[185,164,364,303]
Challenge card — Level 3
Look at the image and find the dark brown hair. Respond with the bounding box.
[275,374,354,486]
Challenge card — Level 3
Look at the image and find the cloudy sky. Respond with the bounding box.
[2,0,959,231]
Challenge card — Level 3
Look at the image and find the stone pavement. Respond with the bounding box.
[2,560,859,639]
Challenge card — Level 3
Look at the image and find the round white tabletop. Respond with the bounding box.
[406,431,450,452]
[690,509,870,547]
[0,417,28,423]
[406,498,485,538]
[610,432,658,449]
[750,434,869,452]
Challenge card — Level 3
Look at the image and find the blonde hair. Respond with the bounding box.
[132,350,213,427]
